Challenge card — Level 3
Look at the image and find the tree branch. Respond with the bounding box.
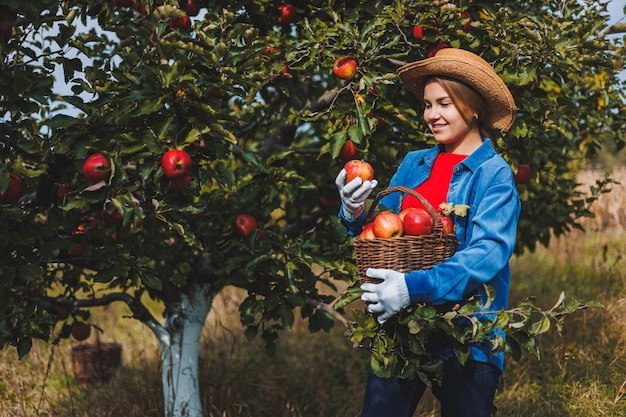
[304,296,348,329]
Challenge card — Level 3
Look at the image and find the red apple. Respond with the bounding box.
[74,215,98,235]
[514,164,532,184]
[170,16,192,32]
[203,88,221,99]
[277,4,297,25]
[83,153,110,183]
[0,24,12,43]
[102,208,123,224]
[372,212,404,238]
[133,1,148,14]
[339,139,356,161]
[0,173,25,204]
[427,41,450,58]
[54,305,71,320]
[170,173,192,190]
[400,207,433,236]
[234,214,257,237]
[56,186,72,205]
[358,223,376,240]
[412,25,424,40]
[439,215,454,234]
[333,56,357,80]
[460,12,472,32]
[343,160,374,184]
[71,322,91,341]
[263,47,278,55]
[69,243,84,256]
[184,0,201,16]
[161,149,192,178]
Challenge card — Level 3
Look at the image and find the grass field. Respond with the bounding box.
[1,167,625,417]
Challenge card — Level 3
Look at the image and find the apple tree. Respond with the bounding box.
[1,0,624,416]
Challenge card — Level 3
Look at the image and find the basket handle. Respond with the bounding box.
[364,185,444,230]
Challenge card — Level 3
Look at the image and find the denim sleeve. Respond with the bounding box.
[404,177,520,305]
[338,206,366,237]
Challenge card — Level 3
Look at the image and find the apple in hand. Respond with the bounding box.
[358,223,376,240]
[83,153,110,183]
[339,139,356,161]
[400,207,433,236]
[234,214,257,237]
[343,160,374,184]
[333,56,357,80]
[277,4,297,25]
[0,173,25,204]
[161,149,192,178]
[372,212,404,238]
[514,164,532,184]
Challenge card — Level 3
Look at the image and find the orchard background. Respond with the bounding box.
[1,1,625,416]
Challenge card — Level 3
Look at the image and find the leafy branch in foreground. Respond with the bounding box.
[337,285,604,386]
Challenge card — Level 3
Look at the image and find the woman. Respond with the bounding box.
[335,48,521,417]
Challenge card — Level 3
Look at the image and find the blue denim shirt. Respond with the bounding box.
[340,139,521,371]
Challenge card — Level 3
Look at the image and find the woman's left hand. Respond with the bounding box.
[361,268,410,324]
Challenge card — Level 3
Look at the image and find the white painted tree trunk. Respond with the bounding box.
[149,284,214,417]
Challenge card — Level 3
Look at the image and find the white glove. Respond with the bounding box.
[335,169,378,219]
[361,268,410,324]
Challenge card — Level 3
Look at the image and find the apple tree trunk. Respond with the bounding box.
[148,283,215,417]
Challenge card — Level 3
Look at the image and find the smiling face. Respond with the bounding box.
[422,78,485,154]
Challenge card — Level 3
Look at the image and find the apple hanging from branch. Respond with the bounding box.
[339,139,356,161]
[83,153,111,184]
[234,214,257,237]
[161,149,192,178]
[514,164,533,184]
[0,173,25,204]
[277,4,297,25]
[333,56,358,80]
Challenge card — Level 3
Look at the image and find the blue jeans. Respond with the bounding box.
[360,359,501,417]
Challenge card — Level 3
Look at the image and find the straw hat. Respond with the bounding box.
[397,48,516,132]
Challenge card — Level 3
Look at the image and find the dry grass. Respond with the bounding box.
[1,167,626,416]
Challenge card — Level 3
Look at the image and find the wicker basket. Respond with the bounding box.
[353,186,457,284]
[71,338,122,387]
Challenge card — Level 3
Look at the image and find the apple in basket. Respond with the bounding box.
[358,223,376,240]
[439,215,455,234]
[372,212,404,238]
[400,207,433,236]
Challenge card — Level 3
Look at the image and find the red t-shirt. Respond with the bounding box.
[401,152,467,212]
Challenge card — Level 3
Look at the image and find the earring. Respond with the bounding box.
[474,114,479,120]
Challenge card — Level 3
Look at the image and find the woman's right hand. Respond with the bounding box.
[335,169,378,219]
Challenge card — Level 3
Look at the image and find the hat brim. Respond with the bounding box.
[397,49,516,132]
